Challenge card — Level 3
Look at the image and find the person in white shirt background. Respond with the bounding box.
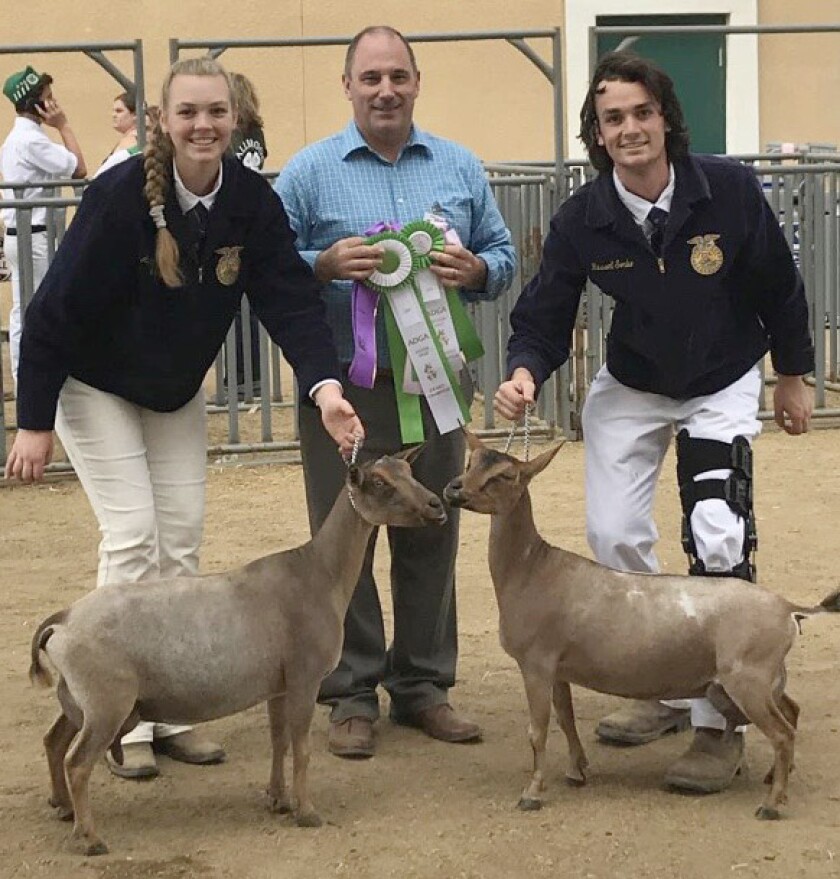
[1,65,86,386]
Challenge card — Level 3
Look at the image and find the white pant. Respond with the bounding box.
[56,377,208,743]
[581,365,762,730]
[5,231,49,384]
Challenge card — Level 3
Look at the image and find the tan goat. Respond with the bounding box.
[443,431,840,820]
[30,449,445,856]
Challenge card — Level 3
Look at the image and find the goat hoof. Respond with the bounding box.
[755,805,781,821]
[565,774,587,788]
[296,812,323,828]
[267,795,292,814]
[48,797,74,821]
[73,837,108,856]
[517,796,542,811]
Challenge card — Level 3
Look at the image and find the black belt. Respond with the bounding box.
[5,226,47,236]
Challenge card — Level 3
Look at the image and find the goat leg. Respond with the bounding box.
[288,689,322,827]
[517,666,553,810]
[552,680,588,786]
[266,695,292,814]
[44,713,77,821]
[721,675,794,820]
[764,692,800,785]
[65,721,123,856]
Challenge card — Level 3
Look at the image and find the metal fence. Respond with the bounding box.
[4,154,839,467]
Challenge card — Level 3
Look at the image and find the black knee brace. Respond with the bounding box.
[675,429,757,582]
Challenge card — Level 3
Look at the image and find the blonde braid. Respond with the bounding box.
[143,122,182,288]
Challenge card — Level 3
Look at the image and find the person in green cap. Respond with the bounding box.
[1,65,86,387]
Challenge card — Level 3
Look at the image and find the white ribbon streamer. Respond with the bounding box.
[403,269,463,394]
[387,285,466,436]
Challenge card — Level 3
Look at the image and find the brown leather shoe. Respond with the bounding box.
[105,742,159,779]
[328,717,375,759]
[152,730,226,765]
[393,703,482,743]
[664,727,745,793]
[596,700,691,745]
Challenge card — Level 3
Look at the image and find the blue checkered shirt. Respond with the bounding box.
[275,122,516,367]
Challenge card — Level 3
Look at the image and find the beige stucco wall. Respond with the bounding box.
[0,0,562,173]
[758,0,840,150]
[0,0,838,175]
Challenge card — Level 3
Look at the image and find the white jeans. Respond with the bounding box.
[5,231,49,384]
[581,365,762,730]
[56,377,208,743]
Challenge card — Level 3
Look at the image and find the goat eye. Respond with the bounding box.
[373,477,386,488]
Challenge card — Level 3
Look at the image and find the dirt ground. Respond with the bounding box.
[1,423,839,879]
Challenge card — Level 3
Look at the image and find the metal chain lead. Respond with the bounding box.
[350,434,362,466]
[503,403,534,461]
[345,434,363,512]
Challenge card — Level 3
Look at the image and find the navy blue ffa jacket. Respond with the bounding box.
[18,155,341,430]
[507,154,815,400]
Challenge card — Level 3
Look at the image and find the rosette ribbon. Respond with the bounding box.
[347,221,399,389]
[400,219,484,393]
[346,220,482,443]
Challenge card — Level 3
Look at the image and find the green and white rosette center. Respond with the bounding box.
[365,231,418,293]
[401,219,445,269]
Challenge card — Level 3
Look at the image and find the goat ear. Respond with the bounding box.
[463,428,484,451]
[347,463,364,487]
[395,444,424,464]
[520,441,565,481]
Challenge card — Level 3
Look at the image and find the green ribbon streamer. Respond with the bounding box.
[382,296,425,445]
[446,290,485,363]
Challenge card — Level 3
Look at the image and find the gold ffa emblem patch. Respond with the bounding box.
[688,235,724,276]
[215,246,244,286]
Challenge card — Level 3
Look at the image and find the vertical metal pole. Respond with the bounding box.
[17,209,34,316]
[553,26,574,438]
[169,39,180,65]
[225,324,240,445]
[831,171,839,381]
[813,173,826,409]
[134,40,147,149]
[259,326,272,442]
[552,28,566,207]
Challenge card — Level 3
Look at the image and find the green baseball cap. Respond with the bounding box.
[3,66,46,106]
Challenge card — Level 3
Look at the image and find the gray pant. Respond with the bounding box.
[298,371,469,723]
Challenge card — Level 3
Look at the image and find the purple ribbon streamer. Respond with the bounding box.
[347,221,401,389]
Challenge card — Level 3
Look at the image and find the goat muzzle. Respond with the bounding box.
[443,479,466,507]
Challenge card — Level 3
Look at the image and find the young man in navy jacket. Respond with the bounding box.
[495,51,814,794]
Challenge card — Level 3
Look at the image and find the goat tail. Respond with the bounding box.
[818,588,840,613]
[790,588,840,621]
[29,609,67,689]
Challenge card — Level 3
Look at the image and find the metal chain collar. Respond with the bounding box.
[345,434,363,512]
[503,403,534,461]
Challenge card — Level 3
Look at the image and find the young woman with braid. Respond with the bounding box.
[5,57,363,779]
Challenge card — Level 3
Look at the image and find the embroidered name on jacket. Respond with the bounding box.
[591,259,634,272]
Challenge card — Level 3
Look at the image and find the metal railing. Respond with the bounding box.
[0,41,147,146]
[3,160,840,466]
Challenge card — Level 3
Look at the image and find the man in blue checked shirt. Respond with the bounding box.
[276,24,515,759]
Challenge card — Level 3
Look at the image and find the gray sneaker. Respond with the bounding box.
[105,742,159,779]
[664,727,745,793]
[596,700,691,745]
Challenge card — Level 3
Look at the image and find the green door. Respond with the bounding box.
[597,14,726,155]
